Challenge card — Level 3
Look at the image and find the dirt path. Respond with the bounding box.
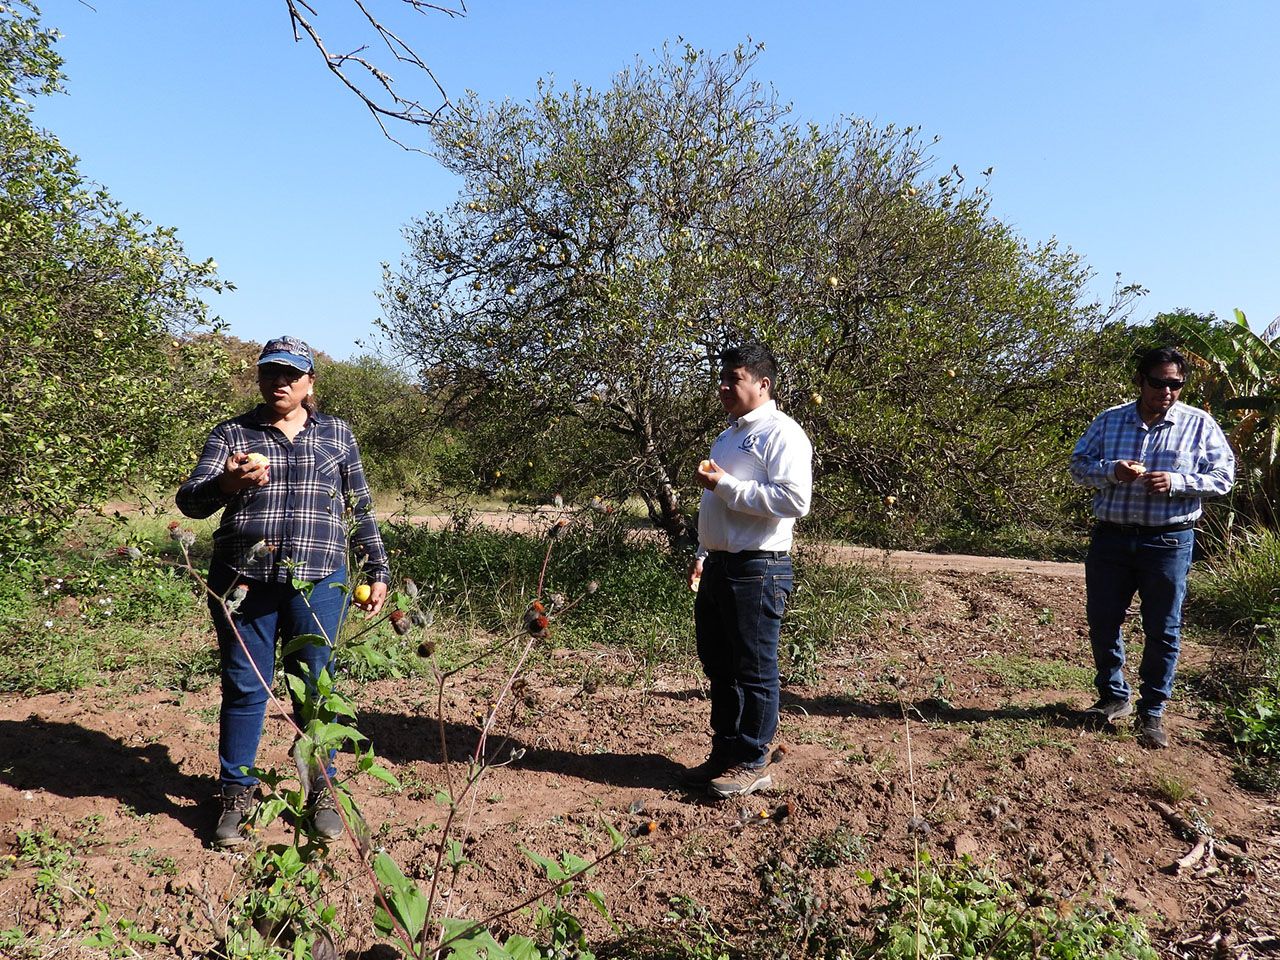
[394,507,1087,579]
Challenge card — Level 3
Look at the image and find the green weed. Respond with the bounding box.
[977,654,1093,691]
[859,853,1158,959]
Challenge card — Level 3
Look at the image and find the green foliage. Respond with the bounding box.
[384,515,695,651]
[1192,523,1280,636]
[1157,309,1280,525]
[317,354,439,493]
[798,825,868,869]
[1178,523,1280,787]
[859,854,1158,960]
[379,40,1137,543]
[1225,687,1280,760]
[0,1,234,557]
[754,852,857,958]
[0,541,212,693]
[782,552,911,684]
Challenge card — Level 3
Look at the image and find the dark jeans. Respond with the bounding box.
[1085,526,1194,717]
[207,563,348,788]
[695,553,794,769]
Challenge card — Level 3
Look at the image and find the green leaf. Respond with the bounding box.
[438,918,513,960]
[521,845,565,882]
[372,852,428,939]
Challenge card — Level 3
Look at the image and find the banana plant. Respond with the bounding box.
[1164,309,1280,518]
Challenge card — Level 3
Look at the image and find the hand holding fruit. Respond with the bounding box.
[696,458,726,491]
[351,580,386,615]
[1115,460,1147,483]
[687,556,704,592]
[219,451,271,493]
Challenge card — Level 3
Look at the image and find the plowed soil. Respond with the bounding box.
[3,557,1279,959]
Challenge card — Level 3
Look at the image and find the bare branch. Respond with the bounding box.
[283,0,465,149]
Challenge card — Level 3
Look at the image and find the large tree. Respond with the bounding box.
[0,1,233,553]
[378,42,1137,543]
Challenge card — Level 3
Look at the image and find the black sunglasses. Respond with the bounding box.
[259,364,309,382]
[1144,375,1185,390]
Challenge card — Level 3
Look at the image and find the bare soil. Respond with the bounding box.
[3,557,1278,959]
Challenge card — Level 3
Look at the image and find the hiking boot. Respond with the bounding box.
[709,762,772,799]
[1082,697,1133,725]
[308,779,344,840]
[678,754,732,790]
[1137,714,1168,750]
[214,784,254,848]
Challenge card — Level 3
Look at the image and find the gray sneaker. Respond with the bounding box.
[214,785,254,848]
[709,763,772,799]
[1083,697,1133,725]
[308,780,344,840]
[1137,714,1168,749]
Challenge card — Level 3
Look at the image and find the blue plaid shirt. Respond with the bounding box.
[1069,400,1235,526]
[176,408,389,584]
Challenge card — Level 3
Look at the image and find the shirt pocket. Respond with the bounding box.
[1146,448,1192,473]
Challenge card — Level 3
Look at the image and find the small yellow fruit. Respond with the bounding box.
[472,280,482,290]
[506,285,517,295]
[947,369,956,378]
[353,584,372,604]
[885,495,897,506]
[699,459,713,472]
[537,244,548,254]
[244,452,269,467]
[827,276,839,288]
[811,393,823,405]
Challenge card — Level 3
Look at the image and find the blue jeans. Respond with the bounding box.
[1085,527,1194,717]
[208,563,348,788]
[695,553,794,769]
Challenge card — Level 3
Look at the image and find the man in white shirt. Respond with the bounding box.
[683,344,813,798]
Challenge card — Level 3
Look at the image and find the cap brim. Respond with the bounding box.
[257,352,312,371]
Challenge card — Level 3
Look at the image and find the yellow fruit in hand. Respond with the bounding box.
[699,460,713,472]
[353,584,372,604]
[244,452,269,467]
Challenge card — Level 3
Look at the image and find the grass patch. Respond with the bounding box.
[945,716,1074,768]
[976,654,1092,691]
[3,509,909,696]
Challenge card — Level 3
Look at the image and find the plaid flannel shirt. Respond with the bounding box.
[1069,400,1235,526]
[176,408,390,584]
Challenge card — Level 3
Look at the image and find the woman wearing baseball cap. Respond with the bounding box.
[177,336,389,847]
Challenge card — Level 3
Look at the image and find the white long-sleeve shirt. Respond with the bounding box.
[697,400,813,555]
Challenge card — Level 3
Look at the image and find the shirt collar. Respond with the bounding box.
[1127,399,1180,427]
[729,399,777,428]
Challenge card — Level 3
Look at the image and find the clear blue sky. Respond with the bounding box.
[36,0,1280,359]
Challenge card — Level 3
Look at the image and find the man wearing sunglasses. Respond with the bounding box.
[1070,346,1234,748]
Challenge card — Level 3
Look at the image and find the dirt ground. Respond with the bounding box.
[3,556,1279,958]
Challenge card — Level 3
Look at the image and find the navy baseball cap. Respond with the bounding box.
[257,336,314,372]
